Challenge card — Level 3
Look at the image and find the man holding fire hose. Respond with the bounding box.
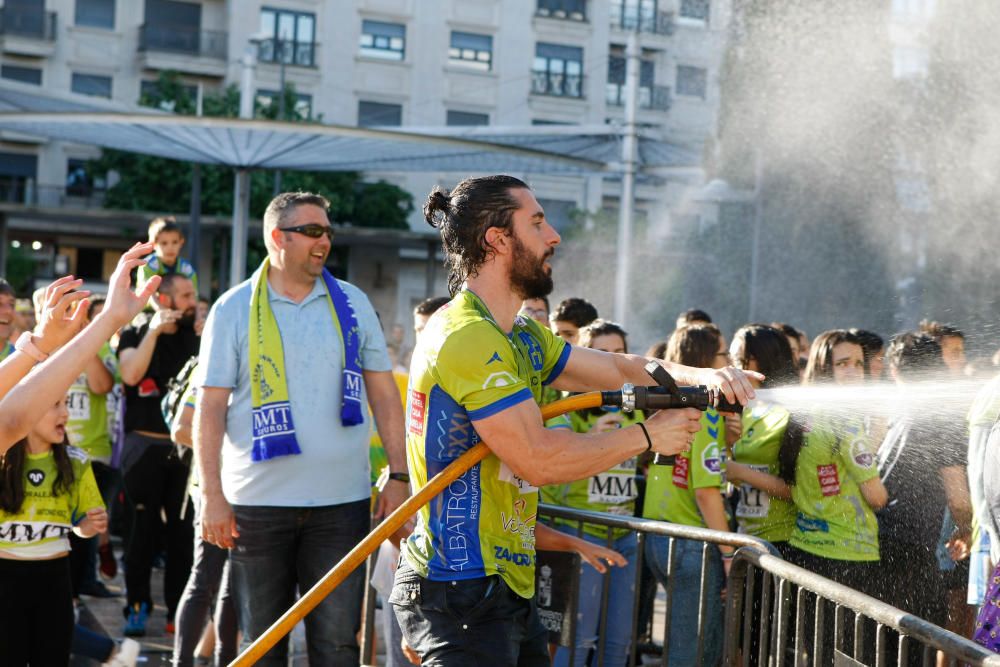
[391,175,761,666]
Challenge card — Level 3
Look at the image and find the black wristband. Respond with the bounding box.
[388,472,410,483]
[637,423,653,452]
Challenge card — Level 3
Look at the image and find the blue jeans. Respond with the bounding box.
[230,501,369,667]
[645,535,724,667]
[552,529,637,667]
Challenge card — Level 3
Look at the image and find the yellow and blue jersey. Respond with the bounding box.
[401,289,570,599]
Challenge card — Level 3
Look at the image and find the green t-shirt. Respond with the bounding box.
[138,255,199,294]
[65,342,116,462]
[0,341,14,361]
[731,402,795,543]
[401,289,571,599]
[643,408,725,527]
[541,408,644,539]
[0,446,104,558]
[789,416,880,561]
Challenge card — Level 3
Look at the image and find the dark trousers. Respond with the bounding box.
[229,500,370,667]
[0,556,74,666]
[390,561,550,667]
[122,434,194,617]
[173,498,238,667]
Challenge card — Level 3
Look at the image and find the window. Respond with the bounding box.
[259,7,316,66]
[446,110,489,126]
[610,0,657,30]
[66,158,101,197]
[139,79,199,110]
[679,0,710,22]
[256,89,313,120]
[142,0,203,54]
[75,0,115,29]
[532,43,584,98]
[72,73,112,98]
[606,55,654,107]
[358,101,402,127]
[359,20,405,61]
[535,0,586,21]
[0,152,37,204]
[676,65,707,99]
[1,65,42,85]
[448,31,492,71]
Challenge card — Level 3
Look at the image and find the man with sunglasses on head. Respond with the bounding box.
[194,192,407,666]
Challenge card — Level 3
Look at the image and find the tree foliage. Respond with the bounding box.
[89,72,412,229]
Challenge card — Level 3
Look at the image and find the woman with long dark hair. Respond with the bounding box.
[726,324,800,552]
[784,330,887,590]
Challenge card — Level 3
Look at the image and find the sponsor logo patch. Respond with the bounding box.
[408,390,426,435]
[672,455,689,488]
[702,443,721,475]
[27,469,45,487]
[817,464,841,497]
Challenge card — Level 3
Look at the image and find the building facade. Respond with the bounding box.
[0,0,731,336]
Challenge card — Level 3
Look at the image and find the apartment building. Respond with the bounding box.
[0,0,730,329]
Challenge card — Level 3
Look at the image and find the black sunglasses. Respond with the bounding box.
[281,224,334,241]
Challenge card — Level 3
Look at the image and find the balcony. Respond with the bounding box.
[609,9,674,36]
[0,8,57,57]
[138,24,228,77]
[0,180,106,209]
[531,70,585,99]
[535,0,587,21]
[606,83,671,111]
[257,37,318,68]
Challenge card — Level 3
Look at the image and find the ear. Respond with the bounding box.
[483,226,510,258]
[154,291,171,308]
[270,226,284,250]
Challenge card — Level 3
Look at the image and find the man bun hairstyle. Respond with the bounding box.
[424,175,530,296]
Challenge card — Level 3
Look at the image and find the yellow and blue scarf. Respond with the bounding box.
[249,259,364,462]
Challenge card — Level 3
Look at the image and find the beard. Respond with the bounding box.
[175,307,197,328]
[508,232,554,299]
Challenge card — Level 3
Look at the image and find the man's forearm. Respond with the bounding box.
[194,396,227,497]
[84,354,113,394]
[372,397,407,473]
[120,329,159,386]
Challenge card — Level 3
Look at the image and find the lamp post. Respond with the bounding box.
[612,28,641,329]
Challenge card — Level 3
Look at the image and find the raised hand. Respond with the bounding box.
[35,276,91,353]
[100,242,161,328]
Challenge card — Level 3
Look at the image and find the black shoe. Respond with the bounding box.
[78,580,119,598]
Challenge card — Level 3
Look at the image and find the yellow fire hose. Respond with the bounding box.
[230,391,604,666]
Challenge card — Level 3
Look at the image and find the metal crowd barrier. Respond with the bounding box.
[724,549,1000,667]
[361,508,1000,667]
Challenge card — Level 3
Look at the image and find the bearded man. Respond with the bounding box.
[391,175,760,666]
[118,272,200,635]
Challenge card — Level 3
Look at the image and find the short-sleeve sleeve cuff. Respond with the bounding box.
[543,344,572,386]
[468,388,534,421]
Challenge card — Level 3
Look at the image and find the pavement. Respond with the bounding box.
[74,538,387,666]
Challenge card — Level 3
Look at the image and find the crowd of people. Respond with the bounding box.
[1,174,1000,667]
